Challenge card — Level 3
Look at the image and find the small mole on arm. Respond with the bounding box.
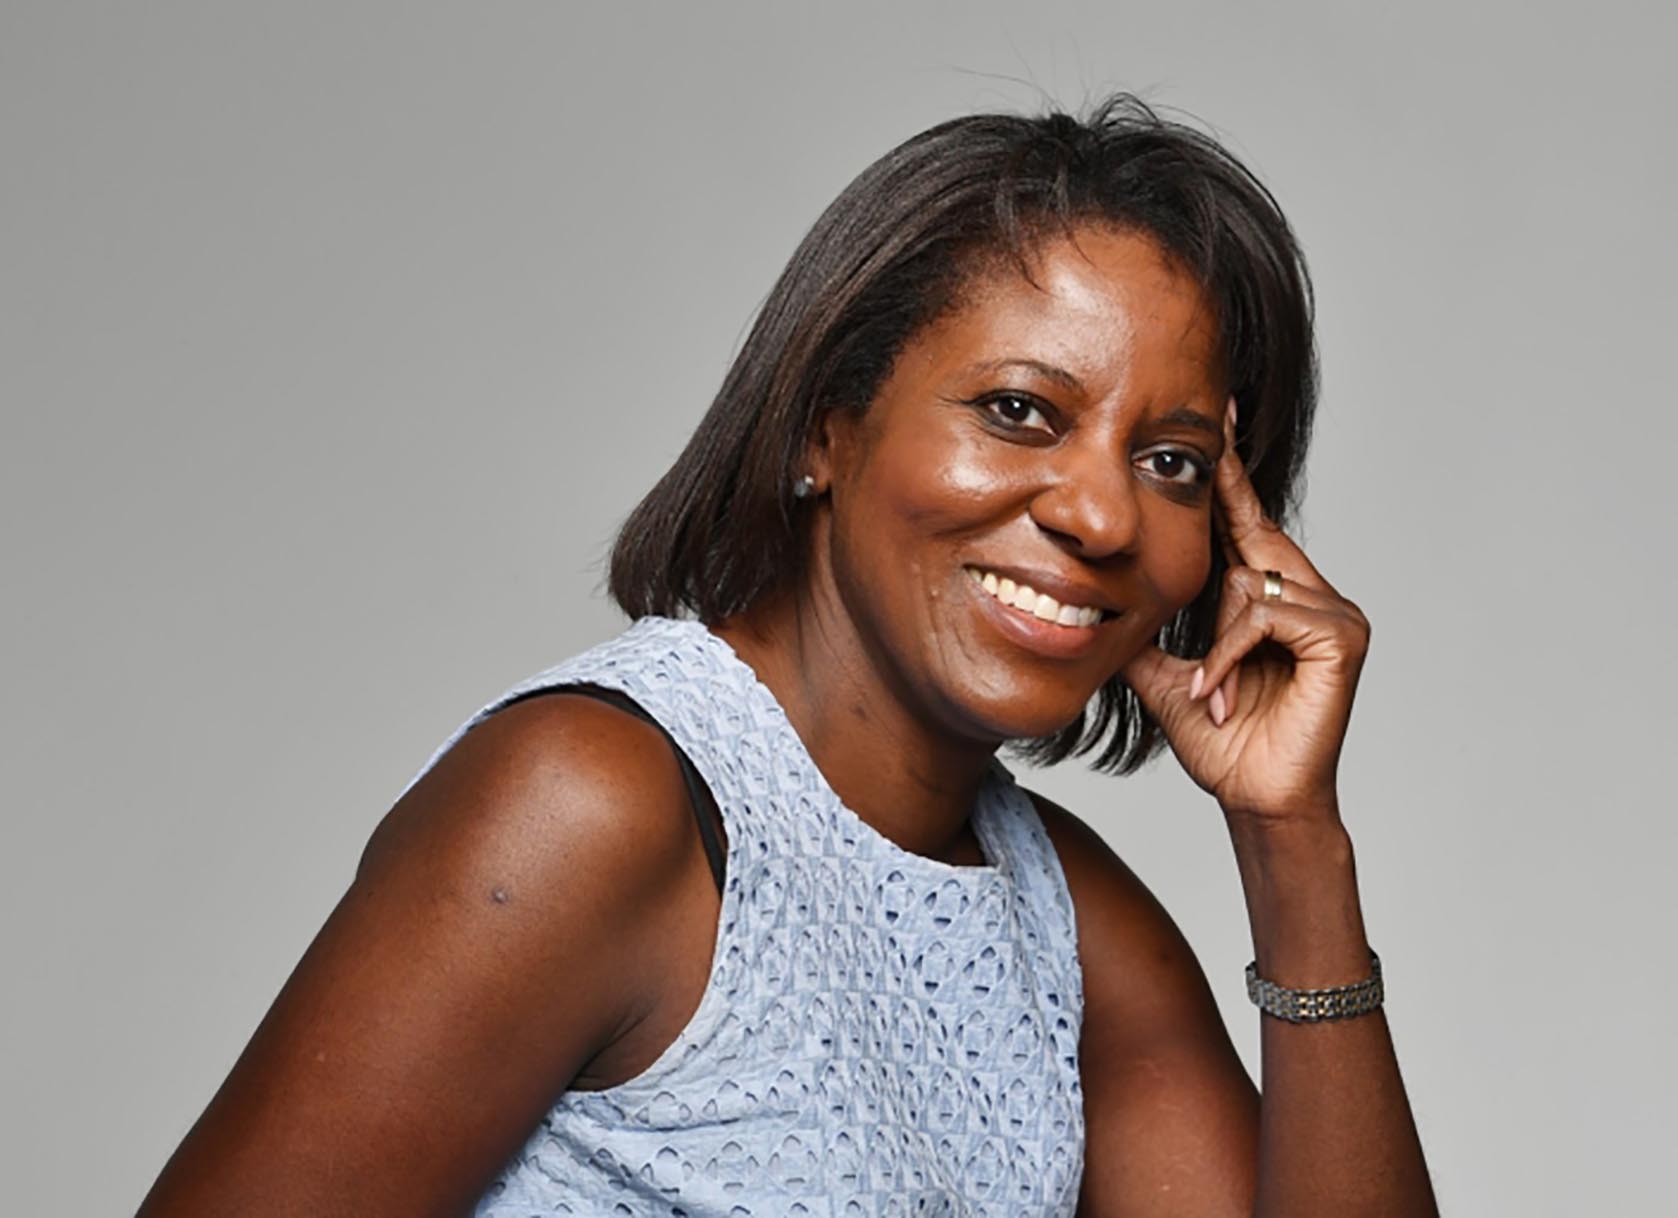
[491,886,510,905]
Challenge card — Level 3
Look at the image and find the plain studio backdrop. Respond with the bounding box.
[3,2,1673,1213]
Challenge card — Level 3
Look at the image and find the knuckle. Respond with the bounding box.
[1338,596,1372,636]
[1223,565,1259,598]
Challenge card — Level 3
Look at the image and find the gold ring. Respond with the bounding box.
[1262,570,1284,601]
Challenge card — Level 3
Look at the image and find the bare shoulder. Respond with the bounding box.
[1026,788,1205,1008]
[1026,785,1239,1053]
[361,689,704,908]
[348,687,723,1080]
[139,690,715,1217]
[352,690,717,1016]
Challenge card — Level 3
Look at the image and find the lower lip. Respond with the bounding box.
[967,575,1114,661]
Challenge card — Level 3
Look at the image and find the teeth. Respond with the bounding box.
[965,567,1106,629]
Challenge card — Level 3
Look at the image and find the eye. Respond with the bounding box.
[1137,447,1213,487]
[974,391,1054,435]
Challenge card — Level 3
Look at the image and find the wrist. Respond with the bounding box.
[1226,805,1351,868]
[1219,783,1343,828]
[1247,948,1384,1022]
[1226,814,1370,984]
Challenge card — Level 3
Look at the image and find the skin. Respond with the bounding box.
[138,226,1436,1216]
[717,226,1230,859]
[720,226,1435,1214]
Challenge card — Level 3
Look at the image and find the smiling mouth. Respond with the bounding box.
[963,566,1116,629]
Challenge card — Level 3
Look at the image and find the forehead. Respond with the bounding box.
[905,226,1223,389]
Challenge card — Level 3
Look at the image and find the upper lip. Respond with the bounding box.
[965,562,1125,616]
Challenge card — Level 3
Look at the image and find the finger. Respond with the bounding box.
[1210,494,1242,572]
[1216,667,1238,730]
[1209,496,1243,727]
[1195,600,1365,725]
[1120,644,1241,748]
[1190,567,1347,701]
[1208,552,1243,715]
[1218,396,1330,592]
[1122,639,1214,741]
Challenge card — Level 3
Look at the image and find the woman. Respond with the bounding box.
[140,95,1437,1215]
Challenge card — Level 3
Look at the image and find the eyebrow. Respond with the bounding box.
[965,358,1223,436]
[965,358,1086,393]
[1158,404,1222,436]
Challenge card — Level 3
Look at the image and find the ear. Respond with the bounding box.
[800,405,862,496]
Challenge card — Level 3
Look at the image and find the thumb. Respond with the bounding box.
[1119,640,1199,729]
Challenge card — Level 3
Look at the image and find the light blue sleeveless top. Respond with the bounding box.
[397,615,1087,1216]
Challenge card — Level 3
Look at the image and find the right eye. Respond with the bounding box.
[975,392,1054,436]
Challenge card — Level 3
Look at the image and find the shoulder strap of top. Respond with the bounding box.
[501,681,727,894]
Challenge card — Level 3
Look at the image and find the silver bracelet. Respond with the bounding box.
[1245,950,1383,1023]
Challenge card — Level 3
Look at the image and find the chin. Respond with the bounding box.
[936,666,1100,747]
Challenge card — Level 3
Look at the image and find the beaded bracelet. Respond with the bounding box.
[1245,950,1384,1023]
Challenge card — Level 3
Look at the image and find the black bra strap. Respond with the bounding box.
[506,682,726,894]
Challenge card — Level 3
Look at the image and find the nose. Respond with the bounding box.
[1027,441,1142,560]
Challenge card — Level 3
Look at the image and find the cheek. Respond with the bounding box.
[848,423,1010,538]
[1142,509,1216,614]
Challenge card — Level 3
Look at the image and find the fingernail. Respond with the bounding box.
[1226,397,1237,433]
[1189,666,1204,700]
[1209,686,1226,726]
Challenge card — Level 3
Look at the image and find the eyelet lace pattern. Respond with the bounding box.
[398,616,1087,1216]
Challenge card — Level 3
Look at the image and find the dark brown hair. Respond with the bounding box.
[608,92,1318,774]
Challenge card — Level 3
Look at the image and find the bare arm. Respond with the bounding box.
[1227,810,1435,1216]
[1034,793,1436,1218]
[1072,393,1437,1215]
[1034,792,1259,1216]
[137,694,717,1217]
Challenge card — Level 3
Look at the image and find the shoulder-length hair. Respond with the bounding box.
[609,92,1318,775]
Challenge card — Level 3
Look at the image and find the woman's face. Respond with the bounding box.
[811,224,1227,744]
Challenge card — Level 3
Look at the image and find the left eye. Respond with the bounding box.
[1139,449,1211,485]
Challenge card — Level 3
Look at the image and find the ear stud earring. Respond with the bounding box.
[791,473,817,499]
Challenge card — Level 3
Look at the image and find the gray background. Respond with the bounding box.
[3,2,1673,1213]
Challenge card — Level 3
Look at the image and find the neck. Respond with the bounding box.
[711,582,1000,867]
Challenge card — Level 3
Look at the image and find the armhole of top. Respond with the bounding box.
[498,682,727,895]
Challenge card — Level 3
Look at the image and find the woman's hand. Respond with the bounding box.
[1120,397,1371,827]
